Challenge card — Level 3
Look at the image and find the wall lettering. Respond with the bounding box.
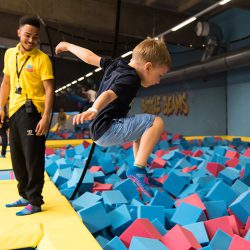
[141,92,189,116]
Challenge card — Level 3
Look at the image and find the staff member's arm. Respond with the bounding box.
[0,74,10,124]
[35,79,54,136]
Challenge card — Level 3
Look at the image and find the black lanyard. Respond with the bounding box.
[16,54,30,82]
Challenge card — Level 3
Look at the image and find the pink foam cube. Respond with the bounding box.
[161,224,201,250]
[206,162,225,177]
[123,142,133,149]
[226,158,239,168]
[175,193,206,211]
[151,158,167,169]
[182,165,198,173]
[229,235,250,250]
[45,148,55,156]
[89,166,103,173]
[192,149,203,157]
[225,150,240,159]
[119,218,162,247]
[204,216,234,239]
[243,148,250,157]
[93,182,113,192]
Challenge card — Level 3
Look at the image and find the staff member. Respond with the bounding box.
[0,15,54,216]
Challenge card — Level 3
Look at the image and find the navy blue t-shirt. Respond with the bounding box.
[89,57,141,140]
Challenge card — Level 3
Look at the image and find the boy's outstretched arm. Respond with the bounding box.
[55,42,101,67]
[73,90,117,125]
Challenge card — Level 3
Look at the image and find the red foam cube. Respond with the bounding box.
[181,150,193,156]
[173,134,182,140]
[243,148,250,157]
[226,158,239,168]
[92,182,113,192]
[192,149,203,157]
[228,215,241,235]
[204,216,234,239]
[123,142,133,149]
[150,157,167,169]
[175,193,206,211]
[225,150,240,159]
[155,174,168,184]
[155,149,168,157]
[82,141,90,148]
[119,218,162,247]
[229,235,250,250]
[45,148,55,156]
[228,209,245,231]
[75,133,84,139]
[214,136,223,141]
[182,165,198,173]
[161,224,201,250]
[160,131,168,140]
[206,162,225,177]
[89,166,103,173]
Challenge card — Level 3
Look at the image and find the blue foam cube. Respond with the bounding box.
[210,229,232,250]
[130,237,169,250]
[72,191,102,210]
[78,202,111,233]
[138,205,165,226]
[96,235,109,248]
[114,179,139,202]
[74,143,85,155]
[52,167,72,186]
[205,180,238,206]
[204,200,228,219]
[102,190,128,206]
[218,167,240,185]
[231,180,249,195]
[103,236,127,250]
[127,205,138,221]
[45,161,58,177]
[163,171,190,197]
[229,189,250,224]
[183,222,209,246]
[65,148,76,158]
[149,190,174,209]
[151,218,167,236]
[164,208,176,229]
[108,204,132,236]
[171,202,206,226]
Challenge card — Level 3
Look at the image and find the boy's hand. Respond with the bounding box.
[73,108,97,125]
[55,42,70,54]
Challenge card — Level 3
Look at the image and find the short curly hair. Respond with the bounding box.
[19,15,40,29]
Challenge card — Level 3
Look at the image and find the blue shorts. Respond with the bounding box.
[95,114,155,147]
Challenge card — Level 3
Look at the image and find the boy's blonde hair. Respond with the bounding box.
[132,37,171,68]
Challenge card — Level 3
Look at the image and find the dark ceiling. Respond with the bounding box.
[0,0,249,58]
[0,0,249,93]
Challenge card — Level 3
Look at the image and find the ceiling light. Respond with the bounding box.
[171,17,197,31]
[121,51,132,58]
[94,68,102,72]
[78,77,84,81]
[219,0,232,5]
[85,72,93,77]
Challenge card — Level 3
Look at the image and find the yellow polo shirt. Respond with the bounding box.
[3,44,54,117]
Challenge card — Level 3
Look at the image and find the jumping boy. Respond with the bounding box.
[55,38,171,197]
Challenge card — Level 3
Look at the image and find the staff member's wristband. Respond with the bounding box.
[88,107,98,114]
